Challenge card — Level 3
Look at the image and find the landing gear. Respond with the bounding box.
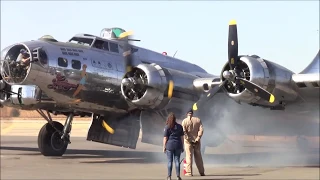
[36,109,74,156]
[38,121,68,156]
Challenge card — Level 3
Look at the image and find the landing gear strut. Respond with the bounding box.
[36,109,74,156]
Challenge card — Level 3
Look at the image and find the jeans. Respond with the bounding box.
[166,149,182,177]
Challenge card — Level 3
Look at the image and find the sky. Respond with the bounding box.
[1,1,319,75]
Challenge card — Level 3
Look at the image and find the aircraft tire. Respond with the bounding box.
[38,121,68,156]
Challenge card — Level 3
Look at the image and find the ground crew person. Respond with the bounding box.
[181,109,205,176]
[163,112,184,180]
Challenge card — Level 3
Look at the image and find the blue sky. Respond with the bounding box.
[1,1,319,75]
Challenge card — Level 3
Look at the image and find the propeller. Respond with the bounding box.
[101,30,175,133]
[192,20,275,113]
[119,30,134,74]
[99,31,135,134]
[119,30,175,99]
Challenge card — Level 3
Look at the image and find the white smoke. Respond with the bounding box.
[200,93,319,167]
[144,92,319,167]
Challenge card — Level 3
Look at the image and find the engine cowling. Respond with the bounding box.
[121,63,198,110]
[221,55,299,107]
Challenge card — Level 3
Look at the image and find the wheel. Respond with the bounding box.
[38,121,68,156]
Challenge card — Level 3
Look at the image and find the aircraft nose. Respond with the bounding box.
[0,44,32,85]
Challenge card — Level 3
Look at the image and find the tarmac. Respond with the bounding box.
[1,120,319,180]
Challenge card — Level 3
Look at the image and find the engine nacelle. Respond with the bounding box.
[221,55,299,107]
[193,77,220,93]
[121,63,199,110]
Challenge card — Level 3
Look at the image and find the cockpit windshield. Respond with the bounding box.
[68,37,94,46]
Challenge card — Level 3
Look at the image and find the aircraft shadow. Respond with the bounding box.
[1,146,319,167]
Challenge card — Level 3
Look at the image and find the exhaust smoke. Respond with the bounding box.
[143,93,319,167]
[200,94,319,167]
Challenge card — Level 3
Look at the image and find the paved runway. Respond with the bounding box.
[1,120,319,180]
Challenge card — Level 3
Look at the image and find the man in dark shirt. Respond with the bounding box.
[163,113,184,180]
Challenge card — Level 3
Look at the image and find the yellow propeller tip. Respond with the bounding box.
[269,94,275,103]
[126,66,132,73]
[168,80,174,98]
[102,121,115,134]
[229,19,237,25]
[192,103,198,111]
[119,31,134,38]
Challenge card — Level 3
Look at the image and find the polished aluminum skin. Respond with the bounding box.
[1,34,206,114]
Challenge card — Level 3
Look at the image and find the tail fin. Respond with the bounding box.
[300,49,320,74]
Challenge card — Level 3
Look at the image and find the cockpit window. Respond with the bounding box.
[109,42,119,53]
[72,60,81,70]
[102,42,109,51]
[58,57,68,67]
[93,40,109,51]
[69,37,93,46]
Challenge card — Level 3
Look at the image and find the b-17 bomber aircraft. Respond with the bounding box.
[0,20,319,156]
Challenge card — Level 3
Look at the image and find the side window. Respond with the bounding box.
[39,49,48,65]
[72,60,81,70]
[58,57,68,67]
[109,42,119,53]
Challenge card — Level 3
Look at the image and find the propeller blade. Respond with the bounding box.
[228,20,239,70]
[120,31,134,74]
[167,80,174,99]
[192,80,227,111]
[102,120,115,134]
[237,77,275,103]
[118,31,134,39]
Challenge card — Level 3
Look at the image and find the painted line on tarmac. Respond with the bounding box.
[1,122,15,136]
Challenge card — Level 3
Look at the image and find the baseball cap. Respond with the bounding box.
[20,49,28,54]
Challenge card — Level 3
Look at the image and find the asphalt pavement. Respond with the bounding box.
[1,120,319,180]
